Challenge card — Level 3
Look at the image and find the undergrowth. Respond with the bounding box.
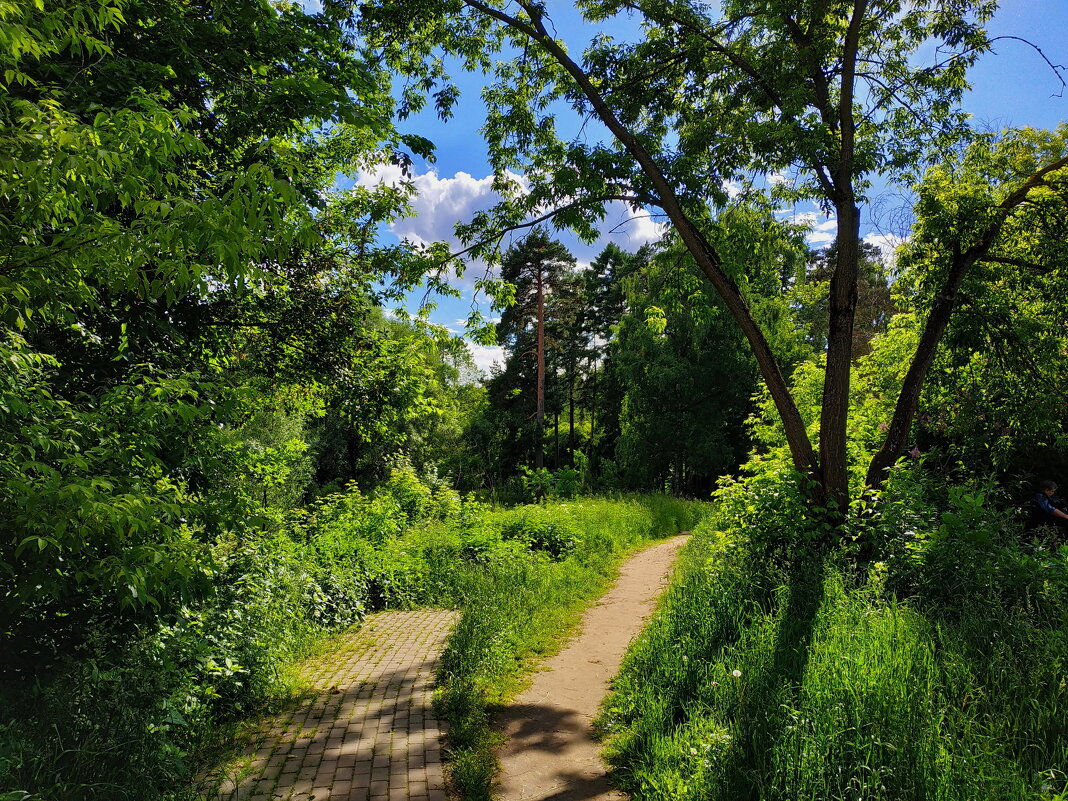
[432,494,707,801]
[0,472,705,801]
[599,473,1068,801]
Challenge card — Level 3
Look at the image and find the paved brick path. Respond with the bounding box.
[208,608,458,801]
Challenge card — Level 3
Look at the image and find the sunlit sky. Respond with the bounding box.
[333,2,1068,373]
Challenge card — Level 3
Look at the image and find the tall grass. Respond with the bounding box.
[600,519,1068,801]
[432,495,707,801]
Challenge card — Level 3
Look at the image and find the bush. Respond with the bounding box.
[498,505,582,559]
[378,459,434,526]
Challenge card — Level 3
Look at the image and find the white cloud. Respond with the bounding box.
[600,200,668,248]
[863,233,906,255]
[787,211,838,246]
[357,165,669,262]
[356,166,512,251]
[466,342,505,375]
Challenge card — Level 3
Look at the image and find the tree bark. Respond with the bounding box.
[820,199,861,511]
[535,265,545,470]
[554,409,560,470]
[589,364,597,462]
[568,368,575,465]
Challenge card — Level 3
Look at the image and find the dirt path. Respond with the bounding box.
[494,534,689,801]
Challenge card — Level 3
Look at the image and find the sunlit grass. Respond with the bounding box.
[433,495,707,801]
[600,521,1068,801]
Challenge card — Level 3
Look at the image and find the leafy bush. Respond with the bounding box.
[378,458,434,526]
[498,505,582,559]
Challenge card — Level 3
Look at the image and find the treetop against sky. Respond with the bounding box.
[317,0,1067,373]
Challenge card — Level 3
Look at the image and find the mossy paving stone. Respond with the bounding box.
[203,608,458,801]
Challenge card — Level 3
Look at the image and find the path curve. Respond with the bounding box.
[207,608,458,801]
[495,534,689,801]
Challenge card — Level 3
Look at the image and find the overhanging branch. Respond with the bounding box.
[866,153,1068,488]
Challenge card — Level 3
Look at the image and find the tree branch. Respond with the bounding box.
[622,1,785,109]
[838,0,868,185]
[976,254,1055,274]
[866,153,1068,488]
[447,194,649,262]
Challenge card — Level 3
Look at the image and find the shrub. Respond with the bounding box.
[378,459,434,526]
[498,505,582,559]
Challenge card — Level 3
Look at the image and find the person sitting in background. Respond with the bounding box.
[1030,479,1068,531]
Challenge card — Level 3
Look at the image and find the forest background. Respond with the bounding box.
[1,0,1067,799]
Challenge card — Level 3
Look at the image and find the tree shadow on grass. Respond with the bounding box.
[714,550,828,801]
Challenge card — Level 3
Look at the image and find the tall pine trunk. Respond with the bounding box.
[535,267,545,470]
[568,368,575,465]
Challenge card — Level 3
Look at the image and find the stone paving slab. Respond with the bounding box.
[206,608,458,801]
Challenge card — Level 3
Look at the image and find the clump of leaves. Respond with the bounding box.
[498,506,582,559]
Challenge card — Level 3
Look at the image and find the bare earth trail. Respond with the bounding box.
[494,534,690,801]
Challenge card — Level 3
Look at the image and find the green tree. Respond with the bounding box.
[359,0,1068,520]
[582,243,649,472]
[0,0,441,648]
[489,231,577,470]
[892,125,1068,482]
[612,248,758,494]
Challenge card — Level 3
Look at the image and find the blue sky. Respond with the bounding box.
[344,2,1068,372]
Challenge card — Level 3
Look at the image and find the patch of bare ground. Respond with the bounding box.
[494,535,689,801]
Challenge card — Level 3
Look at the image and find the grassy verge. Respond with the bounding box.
[430,495,707,801]
[0,483,705,801]
[598,518,1068,801]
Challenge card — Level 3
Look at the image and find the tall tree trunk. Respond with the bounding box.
[816,0,866,515]
[819,199,861,512]
[568,367,575,465]
[589,365,597,464]
[554,409,560,469]
[535,266,545,470]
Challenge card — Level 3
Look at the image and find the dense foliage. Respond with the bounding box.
[356,0,1068,511]
[600,483,1068,801]
[4,0,1068,799]
[0,460,704,799]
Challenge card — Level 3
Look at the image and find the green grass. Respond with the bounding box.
[0,483,705,801]
[599,521,1068,801]
[431,495,707,801]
